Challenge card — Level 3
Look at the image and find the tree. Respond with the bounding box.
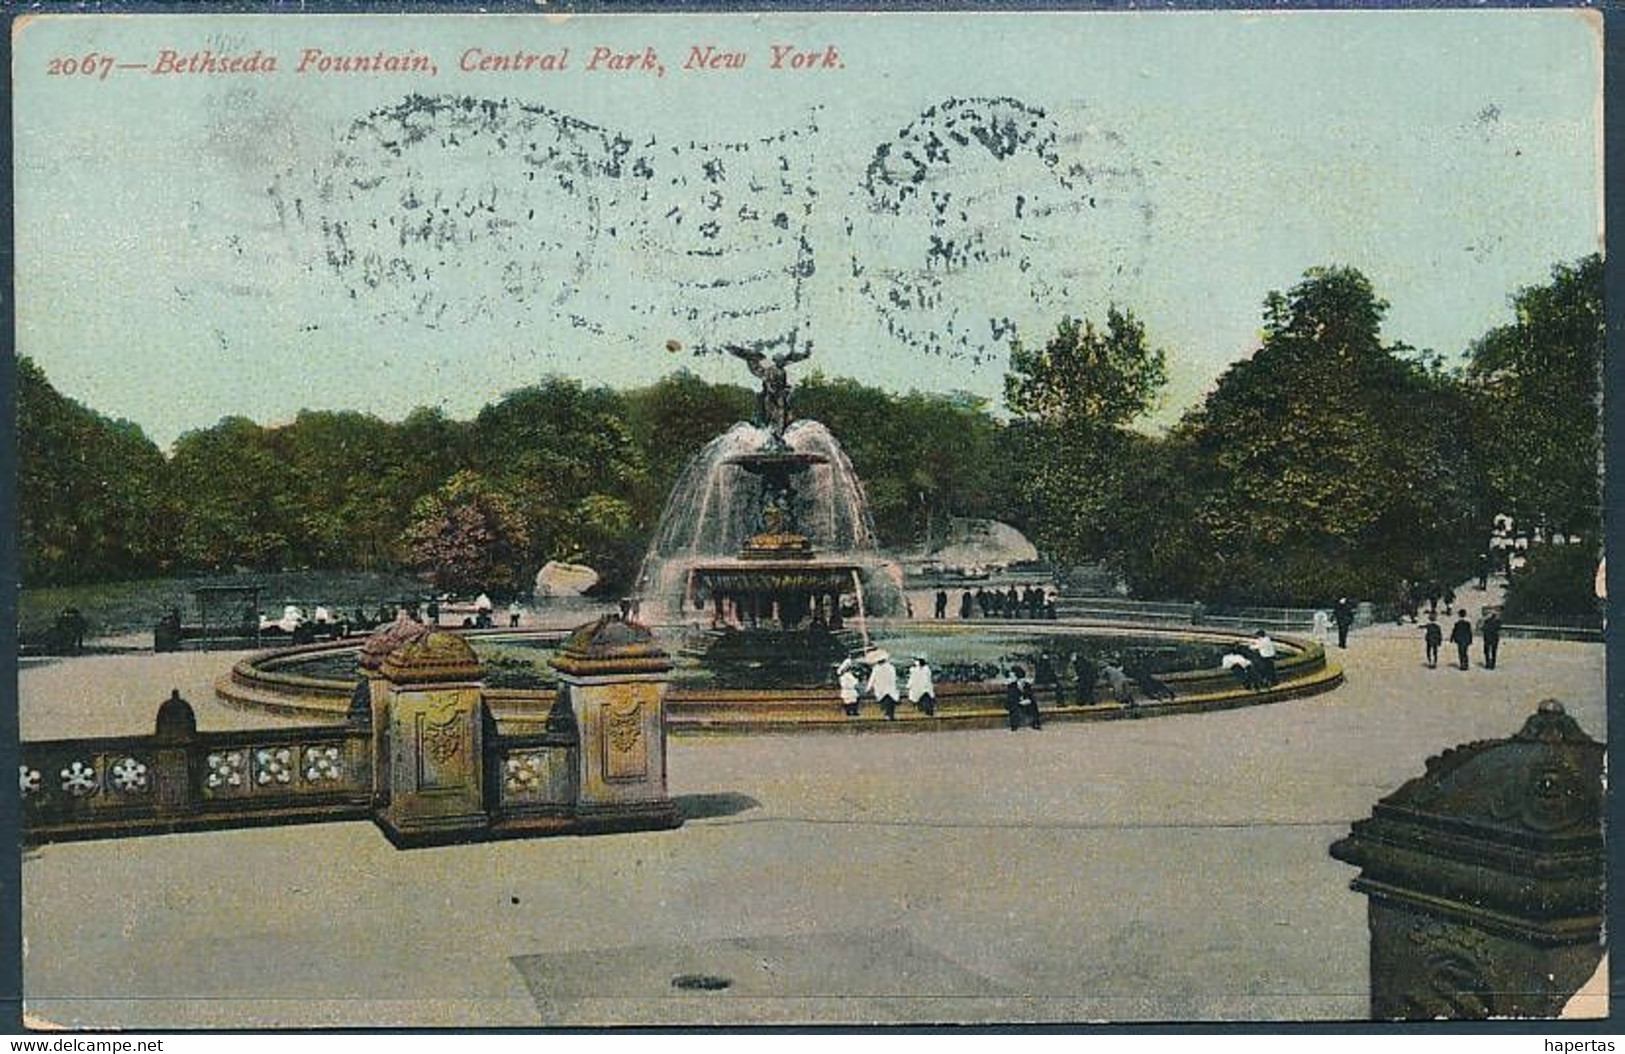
[17,357,169,584]
[166,416,309,572]
[468,378,649,588]
[1002,308,1168,565]
[1466,255,1603,539]
[1121,267,1486,605]
[1004,309,1167,429]
[272,410,410,570]
[623,371,754,499]
[401,471,530,595]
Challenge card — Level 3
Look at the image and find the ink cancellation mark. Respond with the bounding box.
[272,94,820,351]
[855,96,1155,366]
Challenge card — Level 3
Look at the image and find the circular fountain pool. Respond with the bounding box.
[217,620,1342,733]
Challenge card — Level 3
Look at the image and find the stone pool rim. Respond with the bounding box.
[216,622,1343,733]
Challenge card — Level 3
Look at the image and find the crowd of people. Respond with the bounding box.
[1392,579,1463,627]
[1422,608,1502,671]
[157,592,527,650]
[831,646,1193,726]
[934,585,1058,621]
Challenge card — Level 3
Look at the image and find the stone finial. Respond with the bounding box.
[1329,698,1606,1019]
[1331,697,1604,926]
[359,611,432,672]
[154,690,198,742]
[379,630,483,685]
[549,615,672,677]
[1514,698,1592,745]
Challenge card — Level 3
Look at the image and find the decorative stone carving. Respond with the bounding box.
[420,712,463,764]
[1401,919,1496,1020]
[606,701,643,753]
[505,752,548,795]
[254,747,293,786]
[154,690,198,742]
[19,766,40,797]
[109,757,150,794]
[550,615,673,678]
[380,631,483,685]
[603,697,648,782]
[1331,699,1604,1020]
[497,747,575,813]
[205,751,246,792]
[302,745,343,783]
[358,611,432,672]
[59,761,97,796]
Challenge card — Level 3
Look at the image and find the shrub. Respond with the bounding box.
[1501,543,1602,621]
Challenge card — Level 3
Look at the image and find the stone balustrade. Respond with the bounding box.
[24,619,681,849]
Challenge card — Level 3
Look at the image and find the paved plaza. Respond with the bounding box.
[18,621,1608,1028]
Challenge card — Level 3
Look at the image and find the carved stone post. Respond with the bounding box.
[357,613,431,809]
[375,631,490,847]
[549,616,680,832]
[1330,699,1604,1019]
[152,690,198,817]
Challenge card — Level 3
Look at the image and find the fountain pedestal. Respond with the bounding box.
[687,445,865,633]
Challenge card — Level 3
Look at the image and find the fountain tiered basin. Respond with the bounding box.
[215,385,1345,732]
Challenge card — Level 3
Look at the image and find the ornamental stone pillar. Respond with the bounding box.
[548,615,680,833]
[356,612,431,809]
[375,630,490,847]
[152,690,199,817]
[1330,699,1604,1019]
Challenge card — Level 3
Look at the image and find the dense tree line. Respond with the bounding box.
[17,365,1004,595]
[18,255,1601,608]
[1003,258,1602,607]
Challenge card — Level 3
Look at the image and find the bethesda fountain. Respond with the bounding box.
[632,345,904,673]
[218,341,1341,727]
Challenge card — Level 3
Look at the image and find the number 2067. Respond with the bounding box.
[47,53,115,80]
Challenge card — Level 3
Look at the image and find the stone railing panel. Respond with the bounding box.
[23,696,371,845]
[494,733,578,814]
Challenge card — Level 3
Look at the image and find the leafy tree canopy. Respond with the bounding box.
[1004,308,1167,431]
[1112,266,1486,605]
[1001,309,1169,565]
[401,470,530,596]
[1465,254,1603,537]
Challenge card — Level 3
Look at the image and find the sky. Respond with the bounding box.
[13,9,1603,449]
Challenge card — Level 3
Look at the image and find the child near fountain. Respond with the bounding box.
[837,659,861,717]
[866,652,901,721]
[907,657,936,717]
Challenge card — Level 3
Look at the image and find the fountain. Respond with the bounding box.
[633,346,904,672]
[220,344,1344,727]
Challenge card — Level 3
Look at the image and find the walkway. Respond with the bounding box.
[19,627,1606,1028]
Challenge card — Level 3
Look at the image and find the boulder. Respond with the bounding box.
[535,560,600,599]
[928,518,1039,574]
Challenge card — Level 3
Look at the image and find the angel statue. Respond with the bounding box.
[727,344,812,436]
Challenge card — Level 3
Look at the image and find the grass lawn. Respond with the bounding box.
[19,570,433,640]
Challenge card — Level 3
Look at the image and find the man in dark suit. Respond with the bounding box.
[1450,609,1474,670]
[1423,613,1442,668]
[1482,610,1502,669]
[1005,667,1042,730]
[1333,597,1355,649]
[1071,653,1097,705]
[934,588,948,619]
